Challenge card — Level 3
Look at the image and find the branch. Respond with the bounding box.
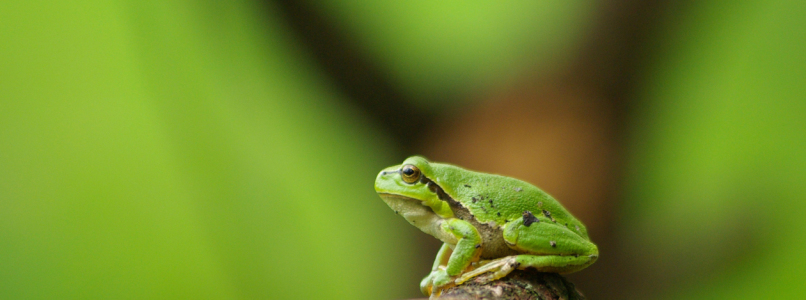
[418,270,586,300]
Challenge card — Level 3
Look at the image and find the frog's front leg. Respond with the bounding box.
[420,243,451,295]
[421,218,482,297]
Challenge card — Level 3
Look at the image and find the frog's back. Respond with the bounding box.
[430,162,590,240]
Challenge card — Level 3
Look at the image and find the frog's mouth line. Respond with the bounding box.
[377,193,423,205]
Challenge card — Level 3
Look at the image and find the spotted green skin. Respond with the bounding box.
[375,156,598,297]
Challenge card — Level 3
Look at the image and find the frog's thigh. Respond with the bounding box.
[511,253,596,274]
[502,217,598,273]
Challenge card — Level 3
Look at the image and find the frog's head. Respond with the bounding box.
[375,156,454,219]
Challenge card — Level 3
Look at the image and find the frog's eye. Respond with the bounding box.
[400,164,421,184]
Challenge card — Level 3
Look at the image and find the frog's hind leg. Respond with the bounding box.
[456,254,597,285]
[502,212,599,273]
[457,214,598,285]
[456,256,518,285]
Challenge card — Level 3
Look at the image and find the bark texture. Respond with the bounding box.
[431,270,586,300]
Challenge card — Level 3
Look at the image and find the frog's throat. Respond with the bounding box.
[378,193,459,245]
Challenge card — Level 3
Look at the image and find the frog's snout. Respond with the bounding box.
[375,165,402,192]
[377,166,400,179]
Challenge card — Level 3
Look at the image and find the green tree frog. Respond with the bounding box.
[375,156,598,297]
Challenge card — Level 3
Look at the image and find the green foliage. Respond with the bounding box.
[623,0,806,298]
[0,1,414,299]
[2,0,804,299]
[311,0,594,108]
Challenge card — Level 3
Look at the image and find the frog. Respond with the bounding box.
[375,156,598,297]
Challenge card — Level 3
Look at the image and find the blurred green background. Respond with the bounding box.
[1,0,804,299]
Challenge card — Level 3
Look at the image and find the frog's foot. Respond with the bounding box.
[456,256,519,285]
[420,270,437,296]
[421,268,457,298]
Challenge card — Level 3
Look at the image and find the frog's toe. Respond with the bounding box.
[432,270,453,287]
[457,256,518,285]
[422,269,458,297]
[420,272,436,296]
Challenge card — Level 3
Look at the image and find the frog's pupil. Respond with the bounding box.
[403,167,414,175]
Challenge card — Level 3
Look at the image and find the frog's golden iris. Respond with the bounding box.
[401,164,421,183]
